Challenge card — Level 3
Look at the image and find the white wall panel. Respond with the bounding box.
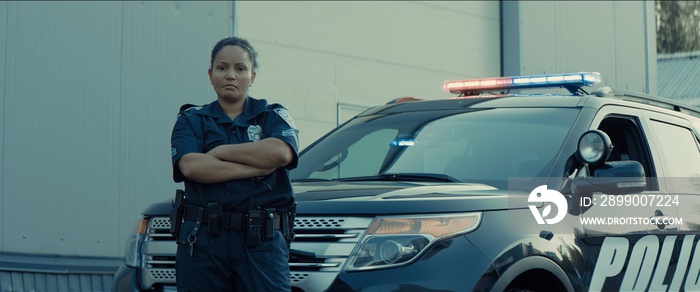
[235,1,501,148]
[502,1,656,93]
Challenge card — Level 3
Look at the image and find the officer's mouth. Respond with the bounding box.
[223,84,238,90]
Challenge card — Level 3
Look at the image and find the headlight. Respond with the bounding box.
[123,217,147,268]
[344,212,481,271]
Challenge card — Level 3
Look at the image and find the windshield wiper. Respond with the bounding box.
[292,178,331,182]
[339,173,464,183]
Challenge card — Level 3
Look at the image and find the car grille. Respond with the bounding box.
[289,216,373,291]
[139,216,373,292]
[140,217,177,289]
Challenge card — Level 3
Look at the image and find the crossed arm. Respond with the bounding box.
[178,138,294,184]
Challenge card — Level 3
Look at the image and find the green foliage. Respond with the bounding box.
[657,0,700,53]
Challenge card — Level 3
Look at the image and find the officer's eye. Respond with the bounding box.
[217,65,226,71]
[237,66,248,72]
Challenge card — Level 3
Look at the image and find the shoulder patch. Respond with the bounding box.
[274,108,296,128]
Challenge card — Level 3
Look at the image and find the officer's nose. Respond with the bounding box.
[225,69,236,80]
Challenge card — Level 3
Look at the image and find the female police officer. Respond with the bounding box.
[170,36,298,291]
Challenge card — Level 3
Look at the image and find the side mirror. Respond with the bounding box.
[573,160,646,195]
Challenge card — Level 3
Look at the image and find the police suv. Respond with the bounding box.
[113,72,700,291]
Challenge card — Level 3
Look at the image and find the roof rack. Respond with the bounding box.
[592,87,700,118]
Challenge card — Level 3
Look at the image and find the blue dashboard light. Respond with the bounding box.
[390,139,416,147]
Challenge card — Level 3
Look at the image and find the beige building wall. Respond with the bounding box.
[235,1,501,148]
[502,1,657,94]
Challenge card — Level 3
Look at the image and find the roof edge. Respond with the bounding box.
[657,51,700,60]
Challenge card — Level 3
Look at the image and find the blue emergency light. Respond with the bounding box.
[442,72,602,95]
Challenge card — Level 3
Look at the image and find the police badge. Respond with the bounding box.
[247,125,263,142]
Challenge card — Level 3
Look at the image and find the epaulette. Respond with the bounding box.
[267,103,284,109]
[178,103,202,115]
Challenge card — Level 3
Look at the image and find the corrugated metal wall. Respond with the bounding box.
[0,272,112,292]
[658,52,700,105]
[1,1,233,258]
[0,252,120,291]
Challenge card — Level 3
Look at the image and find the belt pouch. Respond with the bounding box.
[281,210,290,242]
[169,189,185,237]
[207,202,221,236]
[264,208,275,240]
[285,203,297,243]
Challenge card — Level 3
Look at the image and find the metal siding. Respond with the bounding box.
[517,2,619,79]
[501,0,520,77]
[613,1,649,91]
[503,1,654,93]
[1,1,233,259]
[658,52,700,105]
[2,1,122,257]
[0,271,112,292]
[644,1,658,94]
[0,0,6,254]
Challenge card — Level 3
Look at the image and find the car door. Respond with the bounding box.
[577,106,682,291]
[641,109,700,291]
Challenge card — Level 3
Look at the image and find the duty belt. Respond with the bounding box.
[183,204,282,230]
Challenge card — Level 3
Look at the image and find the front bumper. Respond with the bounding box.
[325,235,492,291]
[112,265,140,292]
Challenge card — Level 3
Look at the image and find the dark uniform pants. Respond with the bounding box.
[175,224,291,292]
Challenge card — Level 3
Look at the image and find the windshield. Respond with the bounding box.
[291,107,579,189]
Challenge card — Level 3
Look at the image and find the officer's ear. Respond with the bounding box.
[251,71,256,86]
[208,68,213,84]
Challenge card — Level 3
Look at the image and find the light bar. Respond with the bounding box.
[441,72,602,94]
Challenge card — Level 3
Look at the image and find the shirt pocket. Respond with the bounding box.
[201,120,226,152]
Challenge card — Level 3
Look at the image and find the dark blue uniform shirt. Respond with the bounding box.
[171,96,299,212]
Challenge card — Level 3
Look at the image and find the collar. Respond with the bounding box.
[196,96,269,126]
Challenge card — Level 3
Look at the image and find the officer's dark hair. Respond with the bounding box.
[210,36,259,72]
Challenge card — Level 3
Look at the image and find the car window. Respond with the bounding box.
[597,115,657,190]
[650,120,700,178]
[292,107,579,189]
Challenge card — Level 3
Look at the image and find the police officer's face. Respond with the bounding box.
[208,45,256,103]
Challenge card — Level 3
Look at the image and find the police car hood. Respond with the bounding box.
[293,181,528,215]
